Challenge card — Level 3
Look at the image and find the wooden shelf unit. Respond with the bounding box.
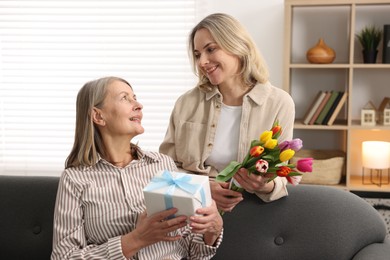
[284,0,390,193]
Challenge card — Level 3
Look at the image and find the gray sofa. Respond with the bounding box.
[0,175,389,260]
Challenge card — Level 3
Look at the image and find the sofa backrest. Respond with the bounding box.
[0,175,388,260]
[0,175,59,260]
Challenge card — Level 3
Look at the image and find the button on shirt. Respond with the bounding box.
[51,146,222,260]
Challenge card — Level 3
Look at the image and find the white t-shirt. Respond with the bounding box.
[205,103,242,172]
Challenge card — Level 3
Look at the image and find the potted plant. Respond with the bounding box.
[356,25,382,63]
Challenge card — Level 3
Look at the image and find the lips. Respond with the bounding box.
[130,116,141,123]
[205,65,218,75]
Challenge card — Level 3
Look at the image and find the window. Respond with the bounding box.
[0,0,203,175]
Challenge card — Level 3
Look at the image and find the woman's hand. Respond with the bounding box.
[233,168,275,194]
[209,181,243,213]
[121,208,187,258]
[189,200,223,246]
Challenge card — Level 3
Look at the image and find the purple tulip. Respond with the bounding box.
[278,138,303,152]
[289,138,303,151]
[296,158,313,172]
[278,140,290,151]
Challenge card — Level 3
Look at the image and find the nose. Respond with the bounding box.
[133,101,143,111]
[198,53,209,68]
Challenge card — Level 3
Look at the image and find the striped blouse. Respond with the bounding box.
[51,146,222,260]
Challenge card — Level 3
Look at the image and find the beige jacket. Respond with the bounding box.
[159,82,295,202]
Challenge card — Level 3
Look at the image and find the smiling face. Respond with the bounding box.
[97,80,144,139]
[193,28,241,88]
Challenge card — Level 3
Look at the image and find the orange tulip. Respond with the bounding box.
[250,146,264,157]
[271,125,282,138]
[276,166,292,177]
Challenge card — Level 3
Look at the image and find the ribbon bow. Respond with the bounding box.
[144,170,206,212]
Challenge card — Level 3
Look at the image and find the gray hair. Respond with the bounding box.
[65,76,132,168]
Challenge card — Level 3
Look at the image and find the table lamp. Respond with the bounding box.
[362,141,390,186]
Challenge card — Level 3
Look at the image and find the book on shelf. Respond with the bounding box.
[326,92,348,126]
[315,91,339,125]
[302,91,326,125]
[322,91,344,125]
[309,91,331,125]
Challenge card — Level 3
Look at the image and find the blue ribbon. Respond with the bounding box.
[144,170,207,212]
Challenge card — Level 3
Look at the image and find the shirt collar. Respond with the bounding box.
[245,81,271,106]
[97,143,161,166]
[203,81,271,105]
[204,86,221,101]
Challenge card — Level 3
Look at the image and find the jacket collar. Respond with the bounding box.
[246,82,271,106]
[205,87,221,101]
[203,81,271,105]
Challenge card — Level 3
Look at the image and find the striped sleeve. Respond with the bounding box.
[51,170,127,260]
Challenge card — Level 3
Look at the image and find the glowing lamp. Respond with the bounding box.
[362,141,390,186]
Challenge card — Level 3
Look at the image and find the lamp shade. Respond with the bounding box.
[362,141,390,169]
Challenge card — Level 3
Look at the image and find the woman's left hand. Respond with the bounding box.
[233,168,275,194]
[189,200,223,246]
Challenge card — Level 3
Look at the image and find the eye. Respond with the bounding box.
[194,52,200,60]
[207,47,215,53]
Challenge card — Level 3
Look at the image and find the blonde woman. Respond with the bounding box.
[160,13,295,213]
[51,77,223,260]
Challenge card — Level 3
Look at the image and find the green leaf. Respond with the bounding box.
[215,161,242,182]
[247,165,258,173]
[244,156,260,168]
[241,152,251,166]
[267,166,279,173]
[250,139,262,147]
[288,172,303,176]
[261,154,274,161]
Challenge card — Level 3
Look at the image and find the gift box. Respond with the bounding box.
[143,170,212,218]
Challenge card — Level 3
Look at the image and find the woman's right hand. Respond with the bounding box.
[209,181,243,213]
[121,208,187,258]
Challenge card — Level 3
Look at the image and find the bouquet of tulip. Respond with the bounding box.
[216,121,313,193]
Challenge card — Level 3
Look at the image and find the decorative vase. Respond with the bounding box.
[306,38,336,64]
[362,49,378,64]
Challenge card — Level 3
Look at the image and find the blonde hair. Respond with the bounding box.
[188,13,269,91]
[65,76,132,168]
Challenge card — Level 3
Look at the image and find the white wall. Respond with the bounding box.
[202,0,285,88]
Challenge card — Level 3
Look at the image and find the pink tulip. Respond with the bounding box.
[296,158,313,172]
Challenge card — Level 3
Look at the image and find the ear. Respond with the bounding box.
[92,107,106,126]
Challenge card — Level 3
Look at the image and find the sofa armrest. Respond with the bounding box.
[0,175,59,259]
[352,238,390,260]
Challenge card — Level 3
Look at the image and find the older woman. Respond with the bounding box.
[51,76,222,260]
